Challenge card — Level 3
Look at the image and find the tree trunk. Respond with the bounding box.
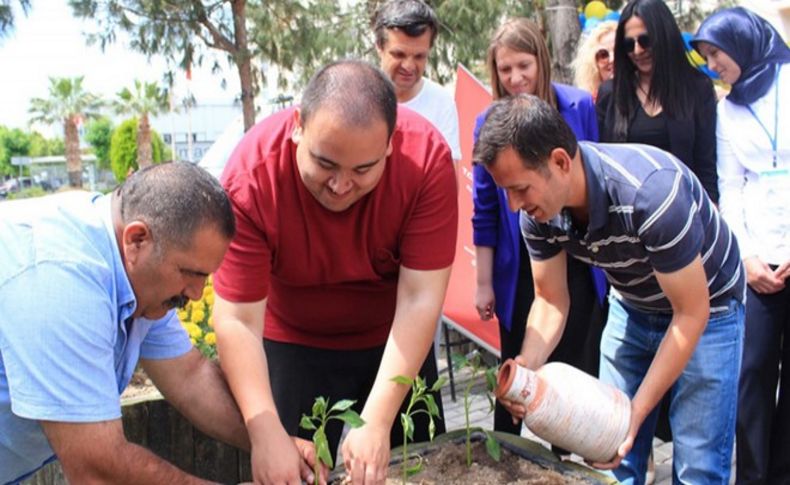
[545,0,581,85]
[64,117,82,189]
[231,0,255,132]
[138,113,153,168]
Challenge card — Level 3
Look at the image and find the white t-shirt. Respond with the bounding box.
[402,77,462,161]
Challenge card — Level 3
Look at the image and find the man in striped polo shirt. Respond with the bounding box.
[474,94,745,485]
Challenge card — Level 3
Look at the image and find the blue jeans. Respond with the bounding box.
[600,296,744,485]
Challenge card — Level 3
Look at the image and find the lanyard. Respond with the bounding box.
[746,69,780,168]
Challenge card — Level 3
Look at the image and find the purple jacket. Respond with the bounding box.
[472,83,602,331]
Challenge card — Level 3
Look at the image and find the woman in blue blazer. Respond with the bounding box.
[472,17,607,437]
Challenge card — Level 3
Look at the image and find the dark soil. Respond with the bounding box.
[336,441,589,484]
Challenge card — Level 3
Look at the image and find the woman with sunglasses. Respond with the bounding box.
[573,20,618,102]
[597,0,719,204]
[472,17,606,439]
[693,8,790,484]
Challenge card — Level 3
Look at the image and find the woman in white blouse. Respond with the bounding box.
[693,8,790,484]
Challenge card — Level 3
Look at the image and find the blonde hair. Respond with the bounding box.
[572,21,618,96]
[486,18,556,107]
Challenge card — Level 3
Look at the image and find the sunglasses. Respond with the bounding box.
[595,48,613,62]
[623,34,652,53]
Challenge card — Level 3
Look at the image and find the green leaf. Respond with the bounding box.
[486,393,496,413]
[299,415,316,431]
[451,352,468,369]
[430,376,448,393]
[391,375,413,386]
[404,414,415,442]
[413,376,427,393]
[312,396,327,416]
[485,368,498,392]
[485,432,502,462]
[428,417,436,442]
[335,409,365,428]
[405,455,423,477]
[314,428,334,469]
[329,399,356,413]
[424,394,439,417]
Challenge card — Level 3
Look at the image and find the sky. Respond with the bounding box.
[0,1,239,134]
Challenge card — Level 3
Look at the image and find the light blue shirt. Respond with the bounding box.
[0,192,192,484]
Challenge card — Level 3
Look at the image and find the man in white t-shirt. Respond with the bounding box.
[373,0,462,161]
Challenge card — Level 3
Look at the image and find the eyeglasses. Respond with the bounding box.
[595,48,613,62]
[623,34,652,53]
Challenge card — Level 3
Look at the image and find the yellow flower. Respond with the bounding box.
[177,309,189,322]
[191,309,206,324]
[204,293,214,306]
[203,285,214,298]
[207,316,214,328]
[204,332,217,345]
[185,322,203,339]
[190,337,197,346]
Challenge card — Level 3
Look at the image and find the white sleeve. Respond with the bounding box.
[716,104,754,259]
[441,98,462,161]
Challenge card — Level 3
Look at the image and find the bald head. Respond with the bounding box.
[299,60,398,138]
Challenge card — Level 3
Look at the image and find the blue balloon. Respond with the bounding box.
[605,11,620,21]
[579,13,586,28]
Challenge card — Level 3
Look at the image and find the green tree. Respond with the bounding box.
[28,76,103,188]
[28,132,65,158]
[68,1,371,132]
[0,0,30,40]
[110,117,167,182]
[0,126,31,176]
[114,80,169,169]
[84,117,114,169]
[69,0,258,131]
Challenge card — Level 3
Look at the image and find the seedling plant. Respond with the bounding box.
[391,374,447,484]
[300,397,365,485]
[452,350,501,467]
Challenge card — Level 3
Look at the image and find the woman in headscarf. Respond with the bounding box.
[693,9,790,484]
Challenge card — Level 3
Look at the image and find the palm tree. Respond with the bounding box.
[114,80,169,169]
[28,76,103,188]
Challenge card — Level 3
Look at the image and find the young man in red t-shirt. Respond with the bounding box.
[212,60,458,485]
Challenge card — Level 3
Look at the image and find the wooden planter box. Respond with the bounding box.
[24,393,251,484]
[331,428,619,484]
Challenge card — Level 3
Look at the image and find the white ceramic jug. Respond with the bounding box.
[496,359,631,463]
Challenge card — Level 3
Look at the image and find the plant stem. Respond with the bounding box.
[402,424,408,485]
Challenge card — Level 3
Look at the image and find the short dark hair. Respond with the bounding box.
[300,59,398,138]
[118,162,235,250]
[473,94,578,170]
[372,0,439,49]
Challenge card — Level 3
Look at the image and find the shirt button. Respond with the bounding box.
[592,246,599,253]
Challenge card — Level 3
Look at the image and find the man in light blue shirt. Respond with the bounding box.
[0,163,318,484]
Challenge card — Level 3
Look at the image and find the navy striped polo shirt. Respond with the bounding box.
[522,142,746,313]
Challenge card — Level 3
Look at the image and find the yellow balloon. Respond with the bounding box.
[585,1,608,20]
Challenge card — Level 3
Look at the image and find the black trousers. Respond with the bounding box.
[493,241,606,435]
[736,283,790,485]
[264,339,446,464]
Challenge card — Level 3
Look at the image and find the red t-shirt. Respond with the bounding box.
[214,107,458,350]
